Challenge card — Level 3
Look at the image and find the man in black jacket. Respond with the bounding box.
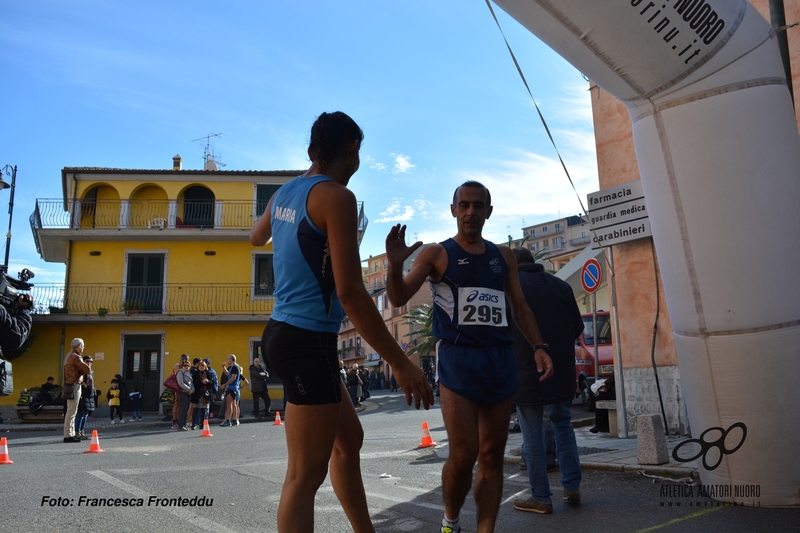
[509,247,584,515]
[0,295,32,355]
[248,358,270,418]
[0,295,33,402]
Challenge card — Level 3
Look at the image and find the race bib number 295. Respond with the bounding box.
[457,287,507,327]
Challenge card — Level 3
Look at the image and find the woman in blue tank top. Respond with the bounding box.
[250,112,434,533]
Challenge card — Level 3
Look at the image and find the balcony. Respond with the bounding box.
[31,199,264,231]
[29,283,274,318]
[569,236,592,246]
[30,199,367,261]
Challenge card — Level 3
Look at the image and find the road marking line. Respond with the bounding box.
[632,506,728,532]
[88,470,238,533]
[502,488,529,506]
[112,459,287,475]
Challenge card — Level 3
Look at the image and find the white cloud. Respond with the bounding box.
[413,197,434,218]
[370,162,386,171]
[374,199,415,223]
[390,153,415,174]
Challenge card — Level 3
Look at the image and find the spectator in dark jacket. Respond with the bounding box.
[509,247,584,515]
[248,358,271,418]
[0,295,32,356]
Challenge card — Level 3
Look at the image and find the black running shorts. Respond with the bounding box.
[261,319,342,405]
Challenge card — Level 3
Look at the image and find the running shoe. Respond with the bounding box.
[220,420,231,427]
[513,497,553,514]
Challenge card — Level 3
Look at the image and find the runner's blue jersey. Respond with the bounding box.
[270,175,343,333]
[430,238,514,347]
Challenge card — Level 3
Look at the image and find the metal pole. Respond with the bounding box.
[592,292,598,381]
[2,165,16,273]
[608,247,628,438]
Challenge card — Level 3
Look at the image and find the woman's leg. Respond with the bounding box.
[224,394,234,421]
[278,396,374,533]
[329,381,374,533]
[172,397,179,426]
[178,394,190,428]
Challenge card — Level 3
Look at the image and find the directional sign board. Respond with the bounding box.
[581,258,603,294]
[588,180,652,249]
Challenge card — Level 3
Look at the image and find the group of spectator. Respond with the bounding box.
[173,354,222,431]
[342,363,389,406]
[172,353,272,431]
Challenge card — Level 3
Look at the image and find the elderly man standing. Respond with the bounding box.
[509,247,585,515]
[249,357,271,418]
[62,338,91,443]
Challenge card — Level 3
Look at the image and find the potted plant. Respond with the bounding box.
[97,307,108,317]
[123,300,143,315]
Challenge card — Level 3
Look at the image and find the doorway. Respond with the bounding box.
[122,334,162,412]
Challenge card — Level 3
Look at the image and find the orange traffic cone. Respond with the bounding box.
[200,419,213,438]
[273,411,283,426]
[84,430,106,453]
[418,421,437,449]
[0,437,12,465]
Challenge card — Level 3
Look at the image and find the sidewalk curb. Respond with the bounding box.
[0,413,286,433]
[502,454,698,479]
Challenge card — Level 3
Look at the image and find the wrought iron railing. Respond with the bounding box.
[29,283,274,316]
[30,199,261,230]
[31,199,367,231]
[30,199,368,255]
[569,236,592,246]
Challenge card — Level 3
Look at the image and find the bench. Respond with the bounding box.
[15,405,64,423]
[595,400,618,437]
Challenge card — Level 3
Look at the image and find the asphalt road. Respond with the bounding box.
[1,390,796,532]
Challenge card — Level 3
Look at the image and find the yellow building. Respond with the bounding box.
[7,156,303,412]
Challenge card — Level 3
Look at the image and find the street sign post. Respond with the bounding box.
[581,258,603,381]
[581,258,602,294]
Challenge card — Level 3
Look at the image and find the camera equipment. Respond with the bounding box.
[0,268,34,310]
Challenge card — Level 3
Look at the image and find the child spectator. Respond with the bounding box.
[128,387,143,421]
[107,380,124,424]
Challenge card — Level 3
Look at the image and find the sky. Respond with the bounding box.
[0,0,599,285]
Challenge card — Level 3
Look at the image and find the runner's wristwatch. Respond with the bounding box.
[533,343,550,354]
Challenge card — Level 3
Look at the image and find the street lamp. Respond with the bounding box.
[0,165,17,274]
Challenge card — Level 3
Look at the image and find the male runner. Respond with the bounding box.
[385,180,554,533]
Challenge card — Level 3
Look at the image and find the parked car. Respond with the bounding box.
[574,311,613,410]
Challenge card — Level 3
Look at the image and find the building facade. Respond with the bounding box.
[4,157,304,411]
[521,214,591,271]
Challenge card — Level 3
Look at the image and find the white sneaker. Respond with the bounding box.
[120,419,125,424]
[110,420,116,425]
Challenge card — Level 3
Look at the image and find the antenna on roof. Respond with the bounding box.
[191,133,226,170]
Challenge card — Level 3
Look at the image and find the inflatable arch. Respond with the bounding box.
[492,0,800,506]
